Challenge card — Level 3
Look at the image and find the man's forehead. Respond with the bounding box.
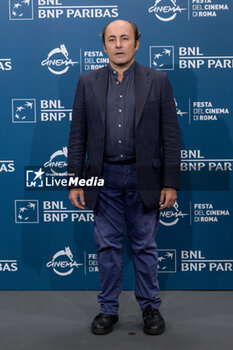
[105,21,134,37]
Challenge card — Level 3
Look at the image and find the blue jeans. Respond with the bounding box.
[93,161,161,315]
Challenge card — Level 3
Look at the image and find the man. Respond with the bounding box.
[68,20,180,335]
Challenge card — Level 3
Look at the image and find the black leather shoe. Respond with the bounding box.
[143,305,165,335]
[91,313,118,335]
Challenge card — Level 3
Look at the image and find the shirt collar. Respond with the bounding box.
[108,61,135,78]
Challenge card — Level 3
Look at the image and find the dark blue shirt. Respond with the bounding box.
[104,62,136,162]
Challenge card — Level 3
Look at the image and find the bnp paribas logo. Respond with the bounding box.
[149,46,174,70]
[9,0,34,20]
[158,249,177,273]
[15,200,39,223]
[12,98,36,123]
[148,0,186,22]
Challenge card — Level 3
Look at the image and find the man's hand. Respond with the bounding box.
[159,187,177,210]
[69,188,86,210]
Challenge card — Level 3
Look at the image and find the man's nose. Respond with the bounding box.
[115,38,122,48]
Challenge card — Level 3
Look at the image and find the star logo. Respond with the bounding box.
[9,0,33,20]
[15,200,39,223]
[12,99,36,123]
[26,168,45,188]
[150,46,174,70]
[158,249,177,273]
[32,168,45,181]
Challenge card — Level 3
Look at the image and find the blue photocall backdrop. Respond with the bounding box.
[0,0,232,290]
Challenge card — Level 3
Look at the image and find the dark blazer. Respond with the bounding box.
[68,62,180,209]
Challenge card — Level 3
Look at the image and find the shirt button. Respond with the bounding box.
[119,95,123,98]
[120,154,124,158]
[118,124,121,127]
[113,70,116,74]
[119,109,122,113]
[118,140,122,143]
[116,81,119,85]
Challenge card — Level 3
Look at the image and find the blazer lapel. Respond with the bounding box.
[135,62,152,129]
[92,66,109,126]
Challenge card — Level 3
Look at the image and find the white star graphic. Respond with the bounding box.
[33,168,44,181]
[28,202,36,210]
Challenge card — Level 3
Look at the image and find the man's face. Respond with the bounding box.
[103,20,139,68]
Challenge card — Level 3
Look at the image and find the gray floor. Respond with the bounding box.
[1,290,233,350]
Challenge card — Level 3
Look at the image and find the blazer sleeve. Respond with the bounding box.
[160,73,181,190]
[67,75,87,189]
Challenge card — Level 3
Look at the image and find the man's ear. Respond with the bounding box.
[135,40,140,51]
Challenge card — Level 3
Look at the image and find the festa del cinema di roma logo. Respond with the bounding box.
[160,201,189,226]
[46,247,83,276]
[148,0,186,22]
[41,44,79,75]
[44,146,67,175]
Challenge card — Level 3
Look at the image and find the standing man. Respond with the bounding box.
[68,20,180,335]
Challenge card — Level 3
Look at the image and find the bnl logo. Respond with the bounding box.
[12,99,36,123]
[150,46,174,70]
[158,249,176,272]
[26,168,45,188]
[15,200,39,223]
[9,0,33,20]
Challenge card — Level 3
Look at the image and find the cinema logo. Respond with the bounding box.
[179,47,233,69]
[41,44,79,75]
[44,147,67,175]
[46,247,83,276]
[43,201,94,223]
[0,58,12,71]
[160,201,189,226]
[81,50,109,73]
[191,0,229,19]
[37,1,119,19]
[193,203,230,223]
[148,0,186,22]
[175,98,188,118]
[181,149,233,172]
[181,250,233,272]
